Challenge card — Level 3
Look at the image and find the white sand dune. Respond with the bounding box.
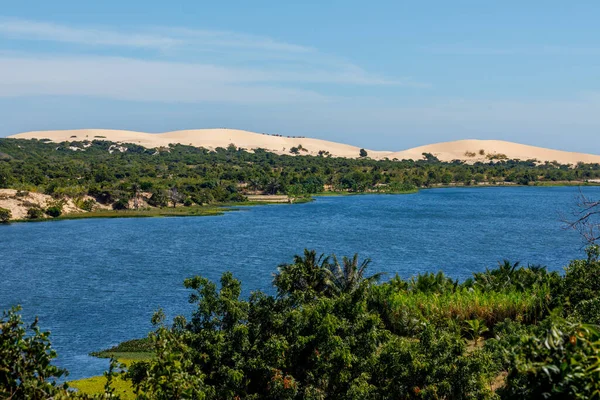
[8,128,600,165]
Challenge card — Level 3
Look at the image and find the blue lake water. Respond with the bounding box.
[1,186,598,379]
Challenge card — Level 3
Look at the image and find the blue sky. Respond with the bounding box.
[1,1,599,152]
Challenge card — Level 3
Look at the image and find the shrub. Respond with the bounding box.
[574,297,600,325]
[500,315,600,399]
[45,206,62,218]
[360,148,368,157]
[0,207,10,223]
[562,246,600,312]
[27,207,44,219]
[147,190,168,207]
[386,287,548,336]
[79,198,96,212]
[0,306,69,398]
[464,151,477,157]
[112,199,129,210]
[183,197,193,207]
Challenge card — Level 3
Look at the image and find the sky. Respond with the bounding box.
[1,1,599,152]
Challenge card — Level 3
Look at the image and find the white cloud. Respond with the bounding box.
[0,18,312,53]
[0,18,426,102]
[0,54,334,103]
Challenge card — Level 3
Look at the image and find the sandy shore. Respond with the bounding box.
[0,189,82,220]
[8,128,600,165]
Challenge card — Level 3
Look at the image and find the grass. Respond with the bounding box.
[69,374,136,399]
[530,181,600,187]
[389,287,549,332]
[90,337,153,358]
[69,338,154,399]
[68,353,152,399]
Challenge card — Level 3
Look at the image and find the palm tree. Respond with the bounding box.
[273,249,331,301]
[324,254,383,296]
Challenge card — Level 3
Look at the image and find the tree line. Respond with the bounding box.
[1,138,600,211]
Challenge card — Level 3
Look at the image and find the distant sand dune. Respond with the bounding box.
[8,128,600,165]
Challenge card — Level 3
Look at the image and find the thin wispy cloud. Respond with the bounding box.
[0,18,425,103]
[0,17,312,53]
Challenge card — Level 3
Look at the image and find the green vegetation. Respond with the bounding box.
[3,245,600,399]
[1,138,599,214]
[0,207,10,223]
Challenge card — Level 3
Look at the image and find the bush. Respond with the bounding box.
[0,207,10,223]
[112,199,129,210]
[500,315,600,399]
[359,148,368,157]
[27,207,44,219]
[45,206,62,218]
[0,306,69,398]
[147,190,168,207]
[80,198,96,212]
[562,246,600,312]
[574,297,600,325]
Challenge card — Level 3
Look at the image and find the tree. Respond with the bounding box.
[273,249,331,302]
[324,254,383,296]
[564,191,600,244]
[0,306,69,399]
[359,149,368,158]
[0,207,10,223]
[148,189,169,207]
[168,187,183,208]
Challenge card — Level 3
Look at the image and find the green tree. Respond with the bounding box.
[0,306,69,399]
[0,207,10,223]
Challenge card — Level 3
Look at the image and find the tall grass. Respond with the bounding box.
[387,286,550,335]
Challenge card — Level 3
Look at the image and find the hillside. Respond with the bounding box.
[9,128,600,164]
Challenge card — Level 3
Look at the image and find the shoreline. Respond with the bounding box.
[2,182,599,224]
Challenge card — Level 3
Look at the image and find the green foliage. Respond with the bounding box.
[91,338,153,358]
[359,148,368,158]
[112,199,129,210]
[0,306,69,399]
[45,200,64,217]
[0,207,10,223]
[147,190,168,208]
[464,319,489,342]
[1,138,598,209]
[3,248,600,398]
[373,326,498,399]
[500,315,600,399]
[562,245,600,312]
[78,198,97,212]
[386,287,547,336]
[27,207,44,219]
[574,298,600,325]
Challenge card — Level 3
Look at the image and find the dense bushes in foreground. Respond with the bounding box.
[2,247,600,399]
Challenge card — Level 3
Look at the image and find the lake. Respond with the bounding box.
[1,186,598,379]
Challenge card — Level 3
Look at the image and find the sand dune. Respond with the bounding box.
[8,128,600,165]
